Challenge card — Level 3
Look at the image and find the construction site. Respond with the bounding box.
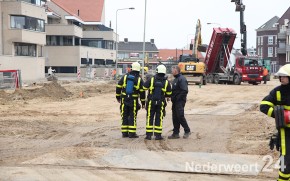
[0,77,282,180]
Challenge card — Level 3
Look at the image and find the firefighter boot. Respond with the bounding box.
[168,134,180,139]
[129,133,139,138]
[145,133,152,140]
[183,132,191,139]
[155,133,164,140]
[122,132,129,138]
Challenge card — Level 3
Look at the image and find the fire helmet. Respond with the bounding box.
[131,62,141,72]
[276,64,290,77]
[156,64,166,74]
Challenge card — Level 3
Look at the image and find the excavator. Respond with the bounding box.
[178,19,207,85]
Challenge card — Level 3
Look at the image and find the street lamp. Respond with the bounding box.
[115,7,135,77]
[141,0,147,80]
[206,22,221,27]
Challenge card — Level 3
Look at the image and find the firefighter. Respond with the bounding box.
[168,65,191,139]
[116,62,146,138]
[260,64,290,180]
[143,64,172,140]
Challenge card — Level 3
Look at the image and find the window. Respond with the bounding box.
[261,37,263,45]
[11,15,45,32]
[274,36,277,45]
[46,36,73,46]
[14,43,36,56]
[268,36,273,45]
[268,47,273,57]
[81,58,92,65]
[275,47,277,57]
[260,47,263,57]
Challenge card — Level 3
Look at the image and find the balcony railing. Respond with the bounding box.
[277,47,286,54]
[45,24,83,37]
[278,32,286,40]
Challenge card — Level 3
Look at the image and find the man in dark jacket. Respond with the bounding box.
[168,65,191,139]
[116,62,146,138]
[143,64,172,140]
[260,64,290,180]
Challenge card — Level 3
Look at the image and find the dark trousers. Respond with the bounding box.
[172,100,190,134]
[120,98,139,134]
[278,128,290,180]
[263,76,267,84]
[146,100,165,136]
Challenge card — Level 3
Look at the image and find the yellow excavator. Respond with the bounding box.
[178,19,207,85]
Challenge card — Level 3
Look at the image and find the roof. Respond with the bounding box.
[277,6,290,25]
[118,42,158,52]
[256,16,279,31]
[158,49,204,61]
[51,0,104,22]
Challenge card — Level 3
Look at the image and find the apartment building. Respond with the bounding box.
[277,7,290,65]
[256,16,279,64]
[0,0,47,81]
[45,0,116,76]
[118,38,159,62]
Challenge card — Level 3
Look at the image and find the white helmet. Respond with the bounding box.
[276,64,290,77]
[156,64,166,74]
[131,62,141,72]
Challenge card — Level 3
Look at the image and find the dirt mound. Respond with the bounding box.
[0,81,72,102]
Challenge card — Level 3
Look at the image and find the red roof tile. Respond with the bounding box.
[158,49,204,61]
[51,0,104,22]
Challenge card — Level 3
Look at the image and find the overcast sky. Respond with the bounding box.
[104,0,289,50]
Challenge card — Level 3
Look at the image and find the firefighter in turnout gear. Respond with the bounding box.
[260,64,290,180]
[116,62,146,138]
[143,64,172,140]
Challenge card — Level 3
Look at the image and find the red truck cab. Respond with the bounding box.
[234,56,263,85]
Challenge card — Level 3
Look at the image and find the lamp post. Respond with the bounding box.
[206,22,221,27]
[141,0,147,80]
[115,7,135,77]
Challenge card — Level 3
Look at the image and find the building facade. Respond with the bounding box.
[277,7,290,65]
[0,0,47,82]
[256,16,279,68]
[45,0,116,76]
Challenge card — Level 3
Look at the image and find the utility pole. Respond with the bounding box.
[231,0,247,55]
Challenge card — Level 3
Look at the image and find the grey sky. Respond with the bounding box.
[104,0,289,50]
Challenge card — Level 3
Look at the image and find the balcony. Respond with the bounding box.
[278,32,286,40]
[277,47,286,54]
[8,29,46,45]
[45,24,83,38]
[83,31,115,41]
[286,45,290,52]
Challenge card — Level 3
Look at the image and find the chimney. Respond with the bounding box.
[124,38,128,43]
[150,39,154,44]
[77,9,80,16]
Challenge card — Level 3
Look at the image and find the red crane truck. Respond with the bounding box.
[204,28,263,85]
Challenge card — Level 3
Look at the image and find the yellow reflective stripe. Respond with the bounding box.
[140,99,146,101]
[281,128,286,155]
[139,89,145,92]
[120,98,125,124]
[162,80,168,92]
[154,130,162,133]
[147,100,152,126]
[133,99,137,126]
[134,77,141,90]
[149,77,154,94]
[166,92,172,95]
[279,170,290,178]
[143,86,149,90]
[116,85,122,88]
[146,130,154,132]
[128,126,136,129]
[121,125,128,128]
[155,126,162,129]
[159,102,164,130]
[284,106,290,110]
[116,93,121,96]
[260,101,274,107]
[146,125,154,128]
[277,91,281,102]
[267,107,273,117]
[122,75,127,88]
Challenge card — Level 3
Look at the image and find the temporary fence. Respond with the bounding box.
[0,70,22,89]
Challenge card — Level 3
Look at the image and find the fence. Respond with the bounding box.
[0,70,22,90]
